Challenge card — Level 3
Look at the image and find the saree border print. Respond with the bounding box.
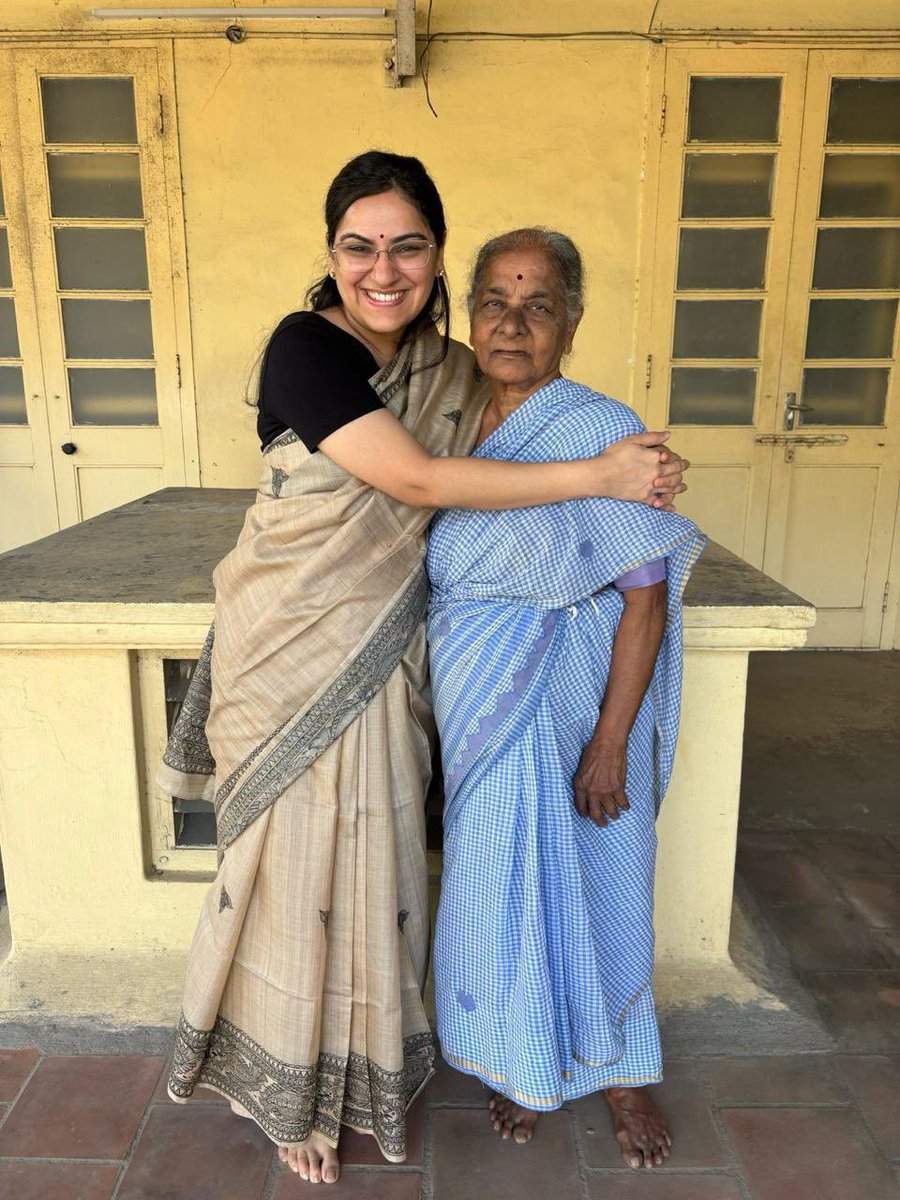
[161,568,430,846]
[214,567,429,846]
[161,623,216,777]
[169,1013,435,1158]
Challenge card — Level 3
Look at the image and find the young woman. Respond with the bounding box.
[160,151,688,1185]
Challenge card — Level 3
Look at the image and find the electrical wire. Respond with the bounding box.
[419,0,438,118]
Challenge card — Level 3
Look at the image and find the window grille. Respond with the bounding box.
[136,649,217,877]
[162,658,217,848]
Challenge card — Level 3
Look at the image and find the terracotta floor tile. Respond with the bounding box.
[723,1106,898,1200]
[805,972,900,1051]
[0,1160,119,1200]
[116,1104,273,1200]
[802,832,900,877]
[431,1107,580,1200]
[0,1047,39,1102]
[767,903,892,971]
[571,1061,727,1169]
[0,1055,163,1160]
[427,1057,490,1106]
[877,930,900,965]
[835,875,900,929]
[737,850,837,905]
[703,1054,848,1105]
[340,1092,424,1166]
[275,1171,421,1199]
[587,1176,743,1200]
[836,1055,900,1160]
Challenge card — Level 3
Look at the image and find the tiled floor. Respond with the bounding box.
[0,1047,897,1199]
[0,651,896,1199]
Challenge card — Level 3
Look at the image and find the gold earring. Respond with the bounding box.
[329,270,336,278]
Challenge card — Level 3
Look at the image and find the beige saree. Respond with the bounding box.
[159,325,483,1161]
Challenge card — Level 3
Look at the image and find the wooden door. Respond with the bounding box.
[1,46,195,541]
[644,47,900,647]
[763,52,900,647]
[644,48,808,568]
[0,55,57,553]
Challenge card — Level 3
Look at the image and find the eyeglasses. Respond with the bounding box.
[330,239,436,273]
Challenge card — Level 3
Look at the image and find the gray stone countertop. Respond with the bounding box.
[0,487,811,613]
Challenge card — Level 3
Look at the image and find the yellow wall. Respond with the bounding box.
[173,35,653,485]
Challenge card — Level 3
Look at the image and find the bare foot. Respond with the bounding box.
[488,1092,540,1144]
[277,1133,340,1184]
[604,1085,671,1169]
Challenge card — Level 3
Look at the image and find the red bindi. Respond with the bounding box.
[517,274,523,280]
[379,234,385,239]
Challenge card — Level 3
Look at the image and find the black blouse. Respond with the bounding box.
[257,311,383,452]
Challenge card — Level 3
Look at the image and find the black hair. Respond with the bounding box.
[305,150,451,366]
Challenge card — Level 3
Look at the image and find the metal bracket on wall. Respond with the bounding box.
[384,0,416,87]
[755,433,849,463]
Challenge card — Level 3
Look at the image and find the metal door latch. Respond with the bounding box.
[754,433,849,462]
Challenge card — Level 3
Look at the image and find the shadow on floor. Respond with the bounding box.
[735,650,900,1057]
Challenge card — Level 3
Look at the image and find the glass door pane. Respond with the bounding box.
[47,153,143,218]
[800,75,900,426]
[677,228,768,289]
[39,72,159,428]
[669,74,782,426]
[54,227,148,290]
[62,298,153,360]
[687,77,781,143]
[0,162,28,426]
[0,297,20,358]
[69,367,157,425]
[0,229,11,288]
[41,77,138,144]
[819,155,900,218]
[812,228,900,289]
[682,153,775,217]
[826,78,900,145]
[801,367,889,425]
[0,366,27,424]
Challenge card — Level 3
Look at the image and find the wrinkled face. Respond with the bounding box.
[469,248,577,396]
[330,189,442,346]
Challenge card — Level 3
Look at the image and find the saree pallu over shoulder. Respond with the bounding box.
[427,378,706,817]
[158,326,483,845]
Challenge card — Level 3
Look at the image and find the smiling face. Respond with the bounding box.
[469,248,578,404]
[330,189,442,356]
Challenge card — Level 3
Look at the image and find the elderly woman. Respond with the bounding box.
[427,229,705,1169]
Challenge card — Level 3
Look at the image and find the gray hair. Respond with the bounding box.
[466,227,585,324]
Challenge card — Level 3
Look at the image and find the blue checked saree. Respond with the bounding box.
[426,376,705,1108]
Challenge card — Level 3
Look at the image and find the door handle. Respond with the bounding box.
[784,391,813,430]
[60,442,77,455]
